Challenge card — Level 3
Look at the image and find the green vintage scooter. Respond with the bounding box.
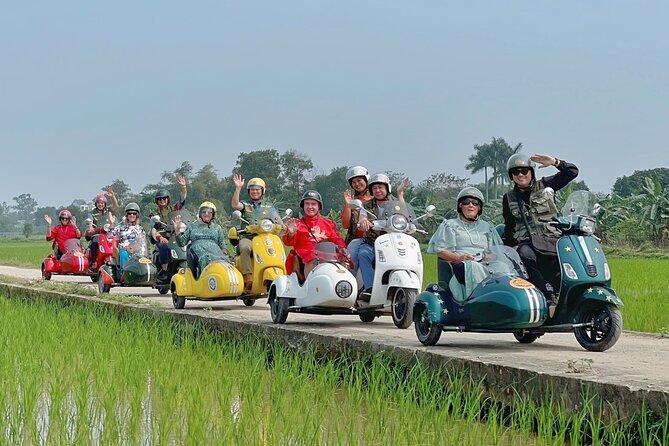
[414,190,623,352]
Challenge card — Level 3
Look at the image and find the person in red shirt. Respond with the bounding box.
[283,190,348,280]
[45,210,82,258]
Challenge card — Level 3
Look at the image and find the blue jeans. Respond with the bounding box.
[347,238,364,276]
[157,242,171,266]
[358,241,375,290]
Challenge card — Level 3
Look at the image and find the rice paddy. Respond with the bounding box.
[1,294,667,445]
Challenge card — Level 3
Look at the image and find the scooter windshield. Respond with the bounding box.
[126,232,148,257]
[561,190,599,221]
[63,238,84,254]
[480,245,528,278]
[246,205,283,225]
[312,241,341,263]
[165,209,194,234]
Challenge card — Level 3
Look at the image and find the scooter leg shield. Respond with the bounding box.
[388,270,422,289]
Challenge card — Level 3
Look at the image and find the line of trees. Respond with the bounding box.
[3,144,668,248]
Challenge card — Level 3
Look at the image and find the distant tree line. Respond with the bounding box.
[3,143,668,248]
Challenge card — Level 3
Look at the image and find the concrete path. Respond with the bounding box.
[2,264,667,416]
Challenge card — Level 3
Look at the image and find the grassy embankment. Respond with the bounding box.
[2,295,667,445]
[1,237,667,334]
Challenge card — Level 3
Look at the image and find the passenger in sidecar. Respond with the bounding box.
[428,187,504,300]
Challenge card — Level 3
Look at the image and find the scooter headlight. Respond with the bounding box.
[604,262,611,280]
[562,263,578,280]
[390,214,408,232]
[335,280,353,298]
[260,219,274,232]
[580,218,596,235]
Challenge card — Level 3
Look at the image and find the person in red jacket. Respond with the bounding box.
[283,190,348,280]
[45,209,82,258]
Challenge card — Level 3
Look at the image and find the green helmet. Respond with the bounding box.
[124,202,141,214]
[507,153,536,180]
[300,190,323,210]
[456,187,484,216]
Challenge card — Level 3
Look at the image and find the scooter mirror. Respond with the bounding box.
[232,210,242,220]
[150,215,161,223]
[425,205,437,216]
[84,217,93,224]
[284,208,293,218]
[350,199,363,210]
[593,203,602,216]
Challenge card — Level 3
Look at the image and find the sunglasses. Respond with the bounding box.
[512,168,531,176]
[156,197,169,201]
[126,212,138,216]
[460,199,480,207]
[59,217,70,221]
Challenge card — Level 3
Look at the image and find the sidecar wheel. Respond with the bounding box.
[513,330,539,344]
[172,290,186,309]
[41,264,51,281]
[358,312,376,323]
[414,304,442,346]
[270,292,289,324]
[90,275,97,283]
[243,298,256,306]
[574,302,622,352]
[97,273,110,294]
[392,288,417,329]
[158,287,169,295]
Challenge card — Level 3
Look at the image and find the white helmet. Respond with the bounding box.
[368,173,391,194]
[346,166,369,187]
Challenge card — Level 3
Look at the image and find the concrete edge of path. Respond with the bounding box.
[2,281,667,419]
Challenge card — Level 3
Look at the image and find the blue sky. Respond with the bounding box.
[2,1,667,208]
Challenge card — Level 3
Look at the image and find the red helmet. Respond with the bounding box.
[94,194,108,204]
[58,209,72,219]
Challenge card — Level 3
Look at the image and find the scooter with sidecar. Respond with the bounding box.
[151,209,193,295]
[41,238,90,280]
[350,200,437,328]
[269,241,358,323]
[97,231,157,293]
[84,218,115,282]
[228,205,290,306]
[414,190,623,352]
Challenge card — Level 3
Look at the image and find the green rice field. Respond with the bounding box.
[2,296,666,445]
[0,238,667,334]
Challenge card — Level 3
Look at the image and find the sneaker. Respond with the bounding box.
[358,288,372,302]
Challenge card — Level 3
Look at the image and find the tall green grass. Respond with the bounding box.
[609,258,669,334]
[2,294,667,445]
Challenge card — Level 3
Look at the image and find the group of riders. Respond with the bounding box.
[45,152,578,308]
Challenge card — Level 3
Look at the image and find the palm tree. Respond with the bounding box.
[466,137,522,201]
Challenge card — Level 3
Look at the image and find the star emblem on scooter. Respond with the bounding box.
[597,289,604,295]
[606,296,613,302]
[564,246,571,252]
[437,298,443,305]
[442,308,449,314]
[587,288,593,293]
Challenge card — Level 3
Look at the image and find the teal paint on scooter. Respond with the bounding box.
[415,191,624,352]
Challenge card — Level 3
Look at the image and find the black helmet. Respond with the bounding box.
[300,190,323,210]
[456,187,484,217]
[507,154,536,180]
[154,189,171,202]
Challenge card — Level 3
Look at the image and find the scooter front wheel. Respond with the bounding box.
[414,304,442,346]
[574,302,622,352]
[392,288,417,329]
[41,264,51,281]
[97,272,110,294]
